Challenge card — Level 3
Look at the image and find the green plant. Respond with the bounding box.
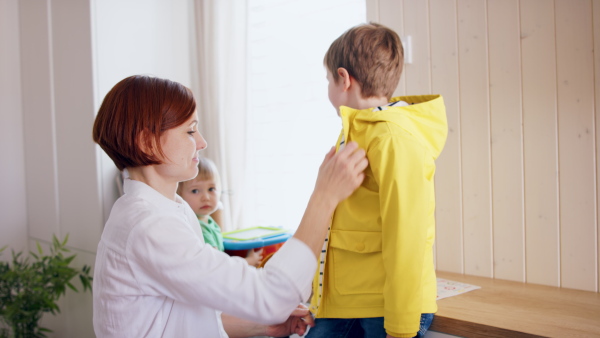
[0,235,93,338]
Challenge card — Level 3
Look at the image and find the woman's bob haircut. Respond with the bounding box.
[93,75,197,171]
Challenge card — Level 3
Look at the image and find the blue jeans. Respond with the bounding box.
[306,313,434,338]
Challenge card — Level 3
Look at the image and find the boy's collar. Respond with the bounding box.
[372,100,410,112]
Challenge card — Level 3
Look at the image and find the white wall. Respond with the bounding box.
[0,0,194,336]
[17,0,105,335]
[0,0,28,255]
[17,1,100,335]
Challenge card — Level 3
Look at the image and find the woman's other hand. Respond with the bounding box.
[265,303,315,337]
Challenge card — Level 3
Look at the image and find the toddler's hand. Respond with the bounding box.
[244,248,264,267]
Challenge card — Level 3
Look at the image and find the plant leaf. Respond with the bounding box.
[61,234,69,247]
[66,282,77,292]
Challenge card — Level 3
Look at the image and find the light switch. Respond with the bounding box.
[402,35,413,64]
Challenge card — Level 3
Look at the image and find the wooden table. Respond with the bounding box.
[431,271,600,337]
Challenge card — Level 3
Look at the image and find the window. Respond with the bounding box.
[243,0,366,230]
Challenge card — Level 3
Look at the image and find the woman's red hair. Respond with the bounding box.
[93,75,196,171]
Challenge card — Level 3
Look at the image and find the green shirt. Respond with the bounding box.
[199,216,224,251]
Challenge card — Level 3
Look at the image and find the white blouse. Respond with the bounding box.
[93,179,316,337]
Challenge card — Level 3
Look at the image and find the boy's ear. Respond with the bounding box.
[337,67,352,91]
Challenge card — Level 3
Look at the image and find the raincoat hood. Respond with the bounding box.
[339,94,447,159]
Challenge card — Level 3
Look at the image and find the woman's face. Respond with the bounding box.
[155,111,207,183]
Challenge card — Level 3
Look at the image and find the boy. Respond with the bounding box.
[307,23,448,338]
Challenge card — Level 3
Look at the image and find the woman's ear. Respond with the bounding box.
[137,129,157,157]
[337,67,352,92]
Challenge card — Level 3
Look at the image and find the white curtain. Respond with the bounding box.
[191,0,247,231]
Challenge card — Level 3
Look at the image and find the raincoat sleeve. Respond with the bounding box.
[369,132,430,338]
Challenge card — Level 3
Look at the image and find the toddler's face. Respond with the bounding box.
[179,178,221,220]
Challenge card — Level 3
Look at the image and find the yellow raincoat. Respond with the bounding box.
[310,95,447,337]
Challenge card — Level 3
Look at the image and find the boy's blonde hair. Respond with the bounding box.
[177,157,221,194]
[324,23,404,99]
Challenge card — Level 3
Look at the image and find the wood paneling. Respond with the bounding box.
[368,0,599,291]
[403,0,431,95]
[457,0,493,278]
[520,0,561,287]
[555,0,597,291]
[488,0,525,282]
[379,0,405,96]
[430,0,463,273]
[594,0,600,293]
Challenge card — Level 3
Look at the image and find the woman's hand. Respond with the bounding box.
[222,304,313,338]
[293,141,368,256]
[265,304,315,337]
[313,141,368,206]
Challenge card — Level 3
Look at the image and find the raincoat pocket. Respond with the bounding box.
[329,230,384,295]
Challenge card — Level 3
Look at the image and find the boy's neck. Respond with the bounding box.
[198,215,210,222]
[344,83,389,111]
[347,95,390,111]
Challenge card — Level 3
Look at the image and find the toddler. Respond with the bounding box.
[178,157,263,267]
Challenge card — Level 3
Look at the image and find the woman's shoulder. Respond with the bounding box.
[107,194,189,234]
[112,192,158,219]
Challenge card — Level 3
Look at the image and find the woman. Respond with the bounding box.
[92,75,368,337]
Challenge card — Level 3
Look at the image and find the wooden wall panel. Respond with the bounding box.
[520,0,561,287]
[488,0,525,282]
[366,0,379,23]
[402,0,431,95]
[555,0,597,292]
[594,0,600,293]
[366,0,599,291]
[378,0,405,96]
[430,0,463,273]
[457,0,493,277]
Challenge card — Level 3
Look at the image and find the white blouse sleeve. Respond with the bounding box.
[126,213,315,325]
